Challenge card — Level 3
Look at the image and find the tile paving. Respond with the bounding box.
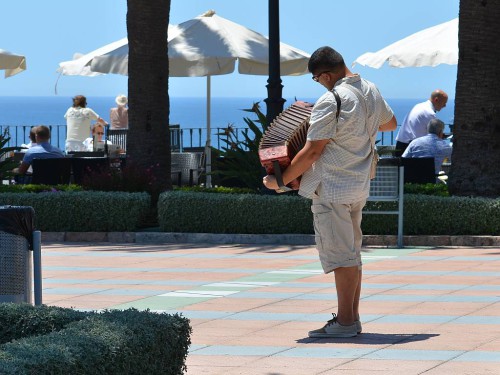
[39,242,499,374]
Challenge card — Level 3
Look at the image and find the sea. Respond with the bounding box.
[0,96,455,150]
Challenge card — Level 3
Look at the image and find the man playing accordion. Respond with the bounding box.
[263,46,396,338]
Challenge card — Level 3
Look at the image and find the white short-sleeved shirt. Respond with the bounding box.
[82,138,112,151]
[298,74,394,203]
[395,100,436,143]
[65,107,99,142]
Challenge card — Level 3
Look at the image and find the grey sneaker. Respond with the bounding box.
[308,314,357,338]
[355,320,362,334]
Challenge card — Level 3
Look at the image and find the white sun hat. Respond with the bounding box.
[115,94,127,106]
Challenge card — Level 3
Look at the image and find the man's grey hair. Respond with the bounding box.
[427,119,445,135]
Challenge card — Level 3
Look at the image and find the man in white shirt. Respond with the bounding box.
[395,90,448,156]
[263,46,396,338]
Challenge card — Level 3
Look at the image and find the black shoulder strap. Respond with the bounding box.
[332,89,341,120]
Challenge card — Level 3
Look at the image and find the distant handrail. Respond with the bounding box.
[0,123,442,152]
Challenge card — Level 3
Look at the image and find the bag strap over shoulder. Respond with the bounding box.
[332,89,341,121]
[341,84,375,152]
[276,89,341,193]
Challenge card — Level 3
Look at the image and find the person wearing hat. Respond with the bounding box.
[110,94,128,129]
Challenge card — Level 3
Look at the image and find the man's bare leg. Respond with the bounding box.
[334,265,359,326]
[353,269,362,321]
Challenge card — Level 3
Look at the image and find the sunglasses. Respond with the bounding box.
[312,70,331,82]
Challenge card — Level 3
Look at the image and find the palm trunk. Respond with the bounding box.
[126,0,172,199]
[449,0,500,197]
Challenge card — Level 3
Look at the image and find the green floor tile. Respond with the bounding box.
[236,274,310,283]
[111,296,211,310]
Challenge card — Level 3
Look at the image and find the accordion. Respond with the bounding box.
[258,102,313,192]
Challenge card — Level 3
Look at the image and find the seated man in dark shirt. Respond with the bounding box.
[13,125,65,176]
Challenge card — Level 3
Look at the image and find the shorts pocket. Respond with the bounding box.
[311,202,333,255]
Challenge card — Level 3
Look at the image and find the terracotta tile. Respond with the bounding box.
[37,242,500,374]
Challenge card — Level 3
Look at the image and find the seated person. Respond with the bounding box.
[402,118,452,175]
[13,125,65,178]
[20,127,37,151]
[83,123,112,151]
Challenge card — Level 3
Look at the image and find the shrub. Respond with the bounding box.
[0,184,83,193]
[80,161,162,197]
[158,191,500,235]
[404,183,449,196]
[158,191,312,234]
[0,306,191,375]
[0,191,150,232]
[0,303,88,345]
[211,103,269,190]
[175,185,257,194]
[404,194,500,235]
[0,129,22,181]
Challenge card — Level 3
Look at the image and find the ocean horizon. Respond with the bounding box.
[0,96,455,149]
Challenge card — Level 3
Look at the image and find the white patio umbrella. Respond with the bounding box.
[352,18,458,68]
[0,49,27,78]
[57,10,311,187]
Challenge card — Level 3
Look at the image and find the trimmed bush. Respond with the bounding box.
[0,191,150,232]
[158,191,500,235]
[0,306,191,375]
[0,184,83,193]
[0,303,87,345]
[158,191,312,234]
[404,183,449,196]
[404,194,500,235]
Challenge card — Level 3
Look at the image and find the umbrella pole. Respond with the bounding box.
[205,75,212,188]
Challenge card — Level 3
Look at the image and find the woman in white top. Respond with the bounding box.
[82,123,112,151]
[65,95,107,152]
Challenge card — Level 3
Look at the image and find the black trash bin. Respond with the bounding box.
[0,206,42,305]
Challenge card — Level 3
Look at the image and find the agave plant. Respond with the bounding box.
[0,129,22,181]
[211,103,269,191]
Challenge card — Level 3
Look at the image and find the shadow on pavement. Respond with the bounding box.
[296,333,440,345]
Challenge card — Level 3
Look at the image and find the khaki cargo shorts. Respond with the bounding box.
[311,198,366,274]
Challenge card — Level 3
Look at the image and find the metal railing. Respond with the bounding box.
[1,124,401,152]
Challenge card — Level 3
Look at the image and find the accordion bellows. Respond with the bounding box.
[258,102,313,190]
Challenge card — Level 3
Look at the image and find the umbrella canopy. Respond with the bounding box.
[58,10,310,77]
[352,18,458,68]
[57,10,311,187]
[0,49,27,78]
[58,39,128,77]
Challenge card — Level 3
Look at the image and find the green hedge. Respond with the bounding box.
[0,305,191,375]
[0,191,150,232]
[405,194,500,235]
[158,191,312,234]
[0,304,87,345]
[158,191,500,235]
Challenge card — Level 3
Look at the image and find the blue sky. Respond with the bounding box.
[0,0,459,100]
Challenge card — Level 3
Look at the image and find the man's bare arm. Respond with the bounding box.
[13,162,30,175]
[379,115,397,132]
[262,139,329,190]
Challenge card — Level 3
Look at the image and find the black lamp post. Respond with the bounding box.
[265,0,286,126]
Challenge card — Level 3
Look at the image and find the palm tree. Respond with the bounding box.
[126,0,172,198]
[449,1,500,197]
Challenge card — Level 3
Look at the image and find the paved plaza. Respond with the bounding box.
[40,241,499,374]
